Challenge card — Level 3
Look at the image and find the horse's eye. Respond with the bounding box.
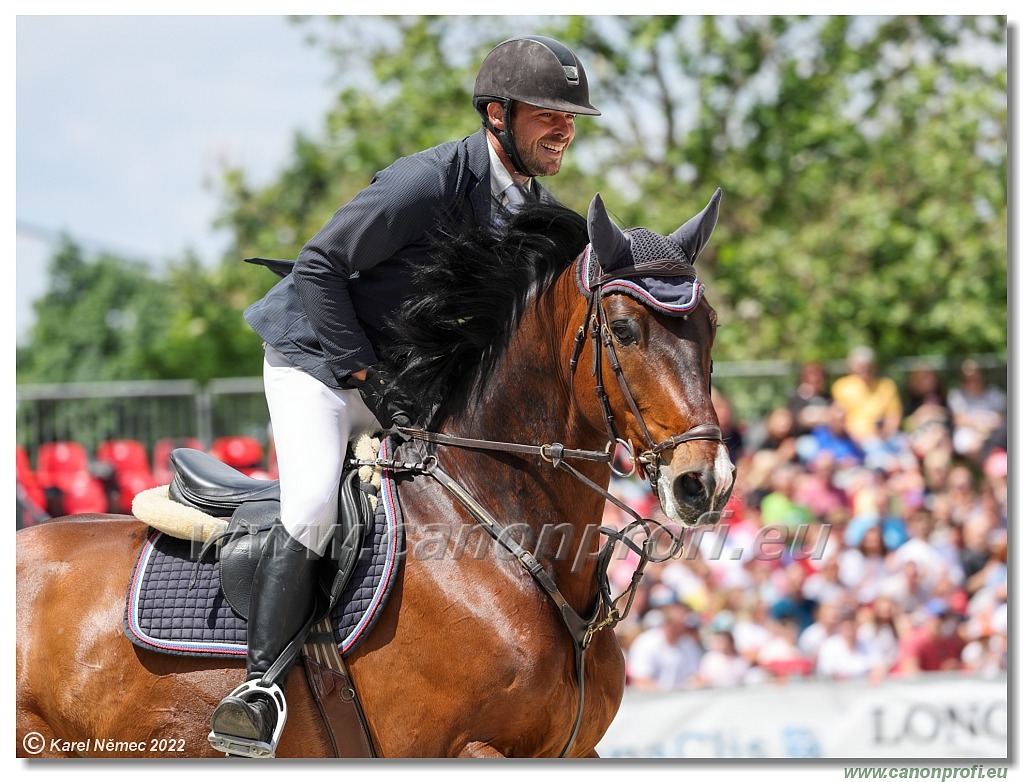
[610,319,639,345]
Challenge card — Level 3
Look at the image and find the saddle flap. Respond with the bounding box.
[320,470,370,609]
[215,470,373,623]
[219,501,281,619]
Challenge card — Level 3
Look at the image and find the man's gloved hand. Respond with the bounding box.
[347,366,412,430]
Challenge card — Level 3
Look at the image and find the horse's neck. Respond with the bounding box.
[439,274,609,605]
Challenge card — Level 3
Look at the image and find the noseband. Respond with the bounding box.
[568,253,724,485]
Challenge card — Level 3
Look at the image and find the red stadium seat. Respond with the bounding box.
[97,439,157,512]
[152,437,204,485]
[97,439,152,475]
[34,441,110,516]
[16,446,48,521]
[57,471,109,515]
[114,471,158,513]
[209,436,266,477]
[36,441,90,489]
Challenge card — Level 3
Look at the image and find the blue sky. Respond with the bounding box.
[15,14,344,344]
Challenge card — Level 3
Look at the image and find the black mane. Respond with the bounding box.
[382,200,588,425]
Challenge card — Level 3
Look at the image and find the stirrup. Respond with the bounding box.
[207,679,288,758]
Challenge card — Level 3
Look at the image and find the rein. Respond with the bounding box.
[367,431,655,758]
[358,253,723,757]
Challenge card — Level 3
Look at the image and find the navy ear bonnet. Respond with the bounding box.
[576,189,720,317]
[576,230,703,316]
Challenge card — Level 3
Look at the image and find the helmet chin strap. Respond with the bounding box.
[484,99,535,179]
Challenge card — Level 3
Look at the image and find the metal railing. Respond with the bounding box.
[15,354,1006,469]
[16,377,269,466]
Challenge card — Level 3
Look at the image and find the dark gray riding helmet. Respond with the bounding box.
[473,35,600,176]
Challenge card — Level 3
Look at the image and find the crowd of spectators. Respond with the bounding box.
[17,349,1008,692]
[605,349,1008,691]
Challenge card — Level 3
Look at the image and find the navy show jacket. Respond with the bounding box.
[244,128,526,388]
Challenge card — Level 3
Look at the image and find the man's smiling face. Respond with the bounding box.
[509,101,576,177]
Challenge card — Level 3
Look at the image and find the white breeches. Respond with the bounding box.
[262,345,379,556]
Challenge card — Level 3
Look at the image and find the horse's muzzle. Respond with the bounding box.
[657,443,735,527]
[672,468,717,514]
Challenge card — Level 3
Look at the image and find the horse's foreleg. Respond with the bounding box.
[458,741,507,758]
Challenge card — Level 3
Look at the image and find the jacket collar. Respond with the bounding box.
[466,128,494,228]
[467,128,554,227]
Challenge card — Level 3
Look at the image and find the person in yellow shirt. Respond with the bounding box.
[830,346,903,446]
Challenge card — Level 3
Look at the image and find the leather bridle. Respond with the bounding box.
[568,253,724,485]
[370,251,723,757]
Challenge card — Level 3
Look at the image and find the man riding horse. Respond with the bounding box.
[209,35,602,757]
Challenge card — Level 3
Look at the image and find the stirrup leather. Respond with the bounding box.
[208,679,288,758]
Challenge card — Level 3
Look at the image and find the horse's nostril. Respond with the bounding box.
[673,470,713,509]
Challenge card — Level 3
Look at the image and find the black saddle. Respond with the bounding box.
[169,447,281,516]
[167,448,371,623]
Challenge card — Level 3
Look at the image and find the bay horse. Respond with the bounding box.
[16,191,734,758]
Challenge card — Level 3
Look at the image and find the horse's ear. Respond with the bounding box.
[670,188,722,263]
[587,193,632,271]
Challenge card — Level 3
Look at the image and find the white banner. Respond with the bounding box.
[596,673,1007,759]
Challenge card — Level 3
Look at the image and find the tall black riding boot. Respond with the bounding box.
[209,524,320,757]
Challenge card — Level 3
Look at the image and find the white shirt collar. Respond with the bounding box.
[486,137,533,204]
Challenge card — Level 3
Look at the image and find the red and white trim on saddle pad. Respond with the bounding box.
[123,437,405,659]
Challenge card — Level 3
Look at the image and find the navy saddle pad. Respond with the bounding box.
[124,449,405,659]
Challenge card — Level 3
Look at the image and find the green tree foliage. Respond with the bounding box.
[667,16,1008,363]
[146,253,267,383]
[219,15,1006,366]
[16,238,172,383]
[19,15,1006,385]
